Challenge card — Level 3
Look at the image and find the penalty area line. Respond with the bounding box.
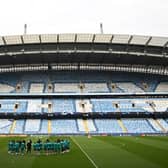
[70,136,99,168]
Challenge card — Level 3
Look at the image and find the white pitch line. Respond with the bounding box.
[71,136,99,168]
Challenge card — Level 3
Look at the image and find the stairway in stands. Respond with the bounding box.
[117,119,127,133]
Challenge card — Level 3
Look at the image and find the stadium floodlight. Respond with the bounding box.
[24,24,27,35]
[100,23,103,34]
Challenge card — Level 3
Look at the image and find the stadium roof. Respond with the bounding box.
[0,33,168,67]
[0,34,168,47]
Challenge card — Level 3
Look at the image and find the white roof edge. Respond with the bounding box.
[0,34,167,47]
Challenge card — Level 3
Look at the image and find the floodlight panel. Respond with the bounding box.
[148,37,168,47]
[130,35,150,45]
[59,34,75,43]
[112,34,130,44]
[76,34,93,43]
[4,35,22,45]
[23,35,40,44]
[41,34,58,43]
[94,34,112,43]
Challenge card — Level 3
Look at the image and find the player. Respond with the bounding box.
[11,140,15,154]
[8,140,13,154]
[15,141,20,154]
[65,139,70,152]
[44,142,48,155]
[27,140,32,154]
[20,141,26,155]
[33,142,37,154]
[57,141,62,154]
[38,142,43,154]
[54,141,58,154]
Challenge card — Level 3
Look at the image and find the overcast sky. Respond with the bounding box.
[0,0,168,37]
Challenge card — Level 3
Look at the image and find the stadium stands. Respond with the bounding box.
[157,119,168,131]
[0,119,13,134]
[0,72,166,94]
[83,83,109,93]
[39,120,49,134]
[51,99,75,113]
[116,82,145,93]
[24,119,41,133]
[0,118,168,134]
[94,119,123,133]
[27,99,42,113]
[0,84,15,93]
[13,120,25,134]
[0,33,167,136]
[54,83,79,93]
[148,119,163,132]
[51,120,78,134]
[122,119,155,133]
[155,82,168,92]
[29,83,44,93]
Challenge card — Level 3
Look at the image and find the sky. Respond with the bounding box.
[0,0,168,37]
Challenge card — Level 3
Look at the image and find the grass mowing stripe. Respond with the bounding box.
[97,136,168,168]
[71,136,99,168]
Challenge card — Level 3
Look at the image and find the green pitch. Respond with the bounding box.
[0,136,168,168]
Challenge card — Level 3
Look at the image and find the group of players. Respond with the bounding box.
[8,138,70,155]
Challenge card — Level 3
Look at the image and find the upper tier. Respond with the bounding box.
[0,34,168,66]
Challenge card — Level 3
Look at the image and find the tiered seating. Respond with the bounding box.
[13,120,25,134]
[132,100,154,112]
[0,101,15,113]
[87,119,97,132]
[91,99,117,113]
[51,99,75,113]
[116,82,145,93]
[119,101,145,113]
[84,83,109,93]
[77,119,85,132]
[27,99,42,113]
[0,84,15,93]
[24,119,41,133]
[157,119,168,131]
[122,119,155,133]
[39,120,48,134]
[0,100,27,113]
[148,119,163,132]
[91,99,153,113]
[94,119,122,133]
[54,83,79,93]
[29,83,44,93]
[21,81,29,93]
[153,100,168,112]
[0,119,13,134]
[75,100,92,113]
[51,120,78,134]
[155,82,168,92]
[0,75,19,93]
[77,119,96,133]
[21,73,48,93]
[110,84,123,93]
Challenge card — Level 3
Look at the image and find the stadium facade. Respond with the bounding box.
[0,34,168,135]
